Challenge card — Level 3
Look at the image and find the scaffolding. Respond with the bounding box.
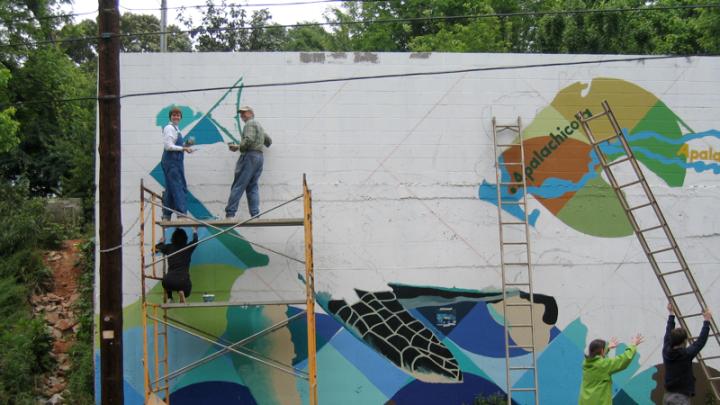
[139,176,318,405]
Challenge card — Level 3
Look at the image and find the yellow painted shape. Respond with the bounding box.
[523,105,590,144]
[552,78,658,141]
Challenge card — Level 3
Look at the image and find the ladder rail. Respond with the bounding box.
[576,102,720,401]
[492,117,540,405]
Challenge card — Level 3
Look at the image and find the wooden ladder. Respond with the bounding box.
[491,117,540,405]
[576,101,720,401]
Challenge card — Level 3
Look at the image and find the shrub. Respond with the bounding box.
[65,238,95,404]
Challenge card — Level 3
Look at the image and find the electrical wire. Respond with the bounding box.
[5,9,98,24]
[119,0,365,12]
[1,3,718,49]
[0,54,705,110]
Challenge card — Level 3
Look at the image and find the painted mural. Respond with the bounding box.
[108,53,720,405]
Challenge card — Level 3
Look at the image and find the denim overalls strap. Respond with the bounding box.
[162,124,184,163]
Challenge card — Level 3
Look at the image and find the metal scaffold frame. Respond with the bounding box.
[139,175,318,405]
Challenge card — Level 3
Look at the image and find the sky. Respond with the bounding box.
[64,0,337,26]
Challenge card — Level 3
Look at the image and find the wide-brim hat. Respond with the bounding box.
[237,106,253,113]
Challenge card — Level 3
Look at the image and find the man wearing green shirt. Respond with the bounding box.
[225,106,272,219]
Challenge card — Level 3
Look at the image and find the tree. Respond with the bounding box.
[178,0,286,51]
[2,47,94,198]
[282,24,336,51]
[0,68,20,154]
[120,13,191,53]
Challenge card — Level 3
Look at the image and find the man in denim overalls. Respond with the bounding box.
[161,107,193,221]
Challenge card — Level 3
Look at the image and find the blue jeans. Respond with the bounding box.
[225,151,263,217]
[663,392,690,405]
[161,152,187,219]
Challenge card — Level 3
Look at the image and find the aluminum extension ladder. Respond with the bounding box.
[491,117,540,405]
[576,101,720,401]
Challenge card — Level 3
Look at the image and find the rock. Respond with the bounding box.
[47,393,63,405]
[52,328,63,340]
[53,340,72,354]
[45,311,60,324]
[56,319,77,332]
[46,252,62,262]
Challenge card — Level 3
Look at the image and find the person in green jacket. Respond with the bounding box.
[578,333,645,404]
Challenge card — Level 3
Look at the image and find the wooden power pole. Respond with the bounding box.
[98,0,124,403]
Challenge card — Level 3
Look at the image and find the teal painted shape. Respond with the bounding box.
[616,365,658,405]
[442,337,493,381]
[611,343,643,395]
[186,114,224,145]
[155,105,203,130]
[174,350,247,393]
[519,319,587,405]
[305,340,390,405]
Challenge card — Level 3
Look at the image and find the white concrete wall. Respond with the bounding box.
[110,52,720,404]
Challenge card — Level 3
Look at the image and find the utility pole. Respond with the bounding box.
[98,0,124,403]
[160,0,168,52]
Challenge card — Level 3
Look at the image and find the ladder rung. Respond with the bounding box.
[503,262,529,266]
[144,275,163,281]
[500,182,524,186]
[501,221,525,225]
[606,157,631,168]
[509,345,535,350]
[650,246,677,255]
[506,303,532,307]
[509,366,535,370]
[707,376,720,381]
[506,282,530,287]
[502,242,528,245]
[628,201,655,211]
[678,312,703,319]
[584,110,610,122]
[618,179,642,189]
[639,224,666,233]
[659,269,686,277]
[497,144,519,147]
[669,291,696,298]
[511,387,538,392]
[499,162,523,166]
[500,201,525,205]
[507,324,533,328]
[495,125,520,131]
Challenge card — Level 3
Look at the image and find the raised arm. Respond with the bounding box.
[686,309,712,357]
[665,302,676,349]
[605,334,644,374]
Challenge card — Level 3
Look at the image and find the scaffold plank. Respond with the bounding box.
[161,299,306,309]
[157,218,303,227]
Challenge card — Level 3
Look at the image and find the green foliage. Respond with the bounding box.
[281,24,335,51]
[178,0,287,51]
[0,311,54,404]
[473,392,506,405]
[0,67,20,154]
[0,179,53,288]
[65,238,95,404]
[323,0,720,54]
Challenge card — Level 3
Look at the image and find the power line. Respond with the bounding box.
[119,0,364,12]
[2,54,701,109]
[6,9,98,24]
[2,3,719,49]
